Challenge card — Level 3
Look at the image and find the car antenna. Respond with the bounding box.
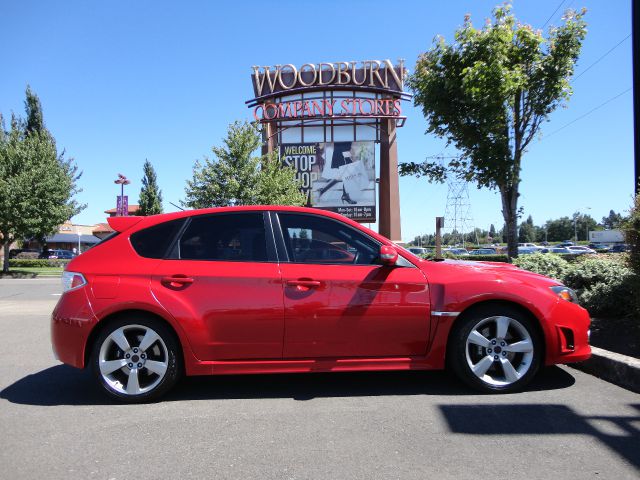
[169,201,185,211]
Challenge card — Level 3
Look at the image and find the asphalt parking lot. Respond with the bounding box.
[1,278,639,480]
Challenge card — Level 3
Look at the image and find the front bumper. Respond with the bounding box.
[544,298,591,365]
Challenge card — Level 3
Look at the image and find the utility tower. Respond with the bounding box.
[443,179,476,247]
[428,154,477,247]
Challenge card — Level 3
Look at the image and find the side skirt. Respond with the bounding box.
[184,356,441,376]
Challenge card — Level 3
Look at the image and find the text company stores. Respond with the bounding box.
[247,59,409,242]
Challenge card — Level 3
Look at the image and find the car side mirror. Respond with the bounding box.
[379,245,398,266]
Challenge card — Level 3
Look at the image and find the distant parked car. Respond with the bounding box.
[469,248,497,255]
[46,249,75,260]
[588,243,610,251]
[517,247,539,255]
[443,248,469,256]
[556,241,574,247]
[407,247,431,255]
[567,246,596,255]
[609,244,630,253]
[548,247,573,254]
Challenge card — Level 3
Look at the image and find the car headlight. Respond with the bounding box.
[550,285,579,303]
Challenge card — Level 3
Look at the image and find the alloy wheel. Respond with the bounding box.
[464,315,535,387]
[98,324,169,396]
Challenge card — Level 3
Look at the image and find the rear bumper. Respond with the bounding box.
[51,286,97,368]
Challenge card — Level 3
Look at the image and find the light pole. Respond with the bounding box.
[574,207,591,242]
[113,173,130,216]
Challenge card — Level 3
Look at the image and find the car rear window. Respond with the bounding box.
[130,219,186,259]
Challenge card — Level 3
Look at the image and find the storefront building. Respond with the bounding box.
[247,59,409,242]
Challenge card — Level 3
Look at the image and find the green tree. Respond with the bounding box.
[518,215,536,243]
[602,209,624,230]
[545,216,574,242]
[25,85,45,136]
[137,159,164,216]
[0,88,84,272]
[183,121,305,208]
[400,5,587,258]
[534,224,547,243]
[572,211,598,241]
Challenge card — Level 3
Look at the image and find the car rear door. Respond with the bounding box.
[273,212,431,359]
[150,211,285,361]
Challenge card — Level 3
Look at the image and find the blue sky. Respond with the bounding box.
[1,0,634,242]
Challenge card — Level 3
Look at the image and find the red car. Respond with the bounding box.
[51,206,590,402]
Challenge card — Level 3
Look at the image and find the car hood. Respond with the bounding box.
[418,258,561,287]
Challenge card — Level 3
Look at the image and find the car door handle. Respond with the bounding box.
[161,275,194,287]
[286,279,321,288]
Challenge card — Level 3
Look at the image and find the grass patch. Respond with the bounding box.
[0,267,63,278]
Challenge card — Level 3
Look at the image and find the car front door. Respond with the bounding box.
[274,212,431,359]
[150,212,284,361]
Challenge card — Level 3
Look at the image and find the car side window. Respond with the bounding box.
[277,213,379,265]
[130,219,186,259]
[179,213,268,262]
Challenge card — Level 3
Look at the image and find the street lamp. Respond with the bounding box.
[113,173,130,216]
[573,207,591,242]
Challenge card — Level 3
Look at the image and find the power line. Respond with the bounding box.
[542,0,567,28]
[573,33,631,82]
[544,87,632,139]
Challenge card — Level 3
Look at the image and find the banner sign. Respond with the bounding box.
[281,142,376,223]
[116,195,129,216]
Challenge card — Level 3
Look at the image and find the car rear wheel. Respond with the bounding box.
[448,306,542,393]
[91,316,181,402]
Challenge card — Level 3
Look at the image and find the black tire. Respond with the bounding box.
[90,314,182,403]
[448,305,542,393]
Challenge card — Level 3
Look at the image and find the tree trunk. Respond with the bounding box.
[500,185,519,260]
[2,240,10,273]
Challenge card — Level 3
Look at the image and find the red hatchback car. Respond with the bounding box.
[51,206,590,402]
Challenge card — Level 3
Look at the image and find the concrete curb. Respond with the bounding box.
[568,346,640,393]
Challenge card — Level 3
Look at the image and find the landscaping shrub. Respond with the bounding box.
[511,254,637,317]
[512,254,569,282]
[624,191,640,316]
[563,257,637,317]
[459,254,510,263]
[420,253,509,262]
[15,251,39,259]
[9,258,69,268]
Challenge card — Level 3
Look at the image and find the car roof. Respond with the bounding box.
[107,206,397,250]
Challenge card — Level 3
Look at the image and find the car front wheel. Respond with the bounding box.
[449,306,542,393]
[91,316,181,402]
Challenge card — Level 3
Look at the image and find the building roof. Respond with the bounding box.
[92,223,115,234]
[45,233,102,244]
[104,205,140,215]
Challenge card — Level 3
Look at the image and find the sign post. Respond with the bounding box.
[435,216,445,260]
[113,174,130,216]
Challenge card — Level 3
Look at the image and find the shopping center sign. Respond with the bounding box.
[248,59,407,123]
[251,59,405,95]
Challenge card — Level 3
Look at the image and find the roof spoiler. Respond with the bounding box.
[107,216,144,233]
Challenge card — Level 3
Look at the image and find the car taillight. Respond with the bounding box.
[62,271,87,293]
